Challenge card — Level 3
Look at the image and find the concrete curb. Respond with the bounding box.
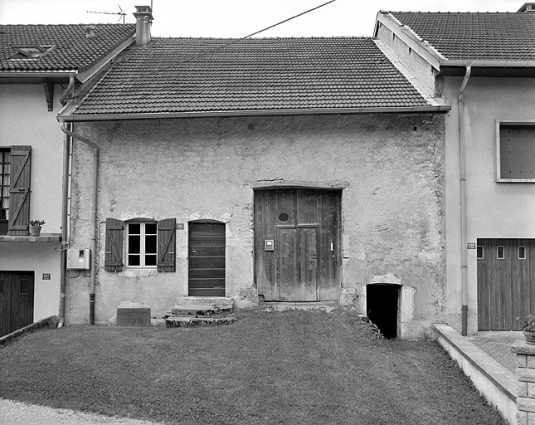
[0,315,58,346]
[433,324,517,425]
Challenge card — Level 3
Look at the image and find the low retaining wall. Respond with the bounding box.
[433,324,517,425]
[0,315,58,346]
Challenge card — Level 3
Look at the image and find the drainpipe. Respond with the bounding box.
[58,123,72,328]
[59,126,99,325]
[59,75,75,106]
[458,63,471,336]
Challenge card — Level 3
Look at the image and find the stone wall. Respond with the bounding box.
[67,112,446,336]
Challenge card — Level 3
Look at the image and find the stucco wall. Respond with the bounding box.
[0,83,66,322]
[68,113,446,336]
[443,76,535,333]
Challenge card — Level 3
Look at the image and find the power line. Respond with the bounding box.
[160,0,337,66]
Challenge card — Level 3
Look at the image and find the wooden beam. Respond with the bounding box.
[42,78,54,111]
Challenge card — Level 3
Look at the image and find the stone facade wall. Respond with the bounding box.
[67,113,446,336]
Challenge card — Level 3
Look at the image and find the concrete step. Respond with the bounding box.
[171,296,234,316]
[257,300,338,312]
[165,315,238,328]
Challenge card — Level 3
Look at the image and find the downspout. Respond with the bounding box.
[59,75,75,106]
[59,126,99,325]
[58,123,72,328]
[458,63,472,336]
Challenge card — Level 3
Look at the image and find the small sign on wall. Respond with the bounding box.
[177,223,184,230]
[467,243,476,249]
[42,273,51,280]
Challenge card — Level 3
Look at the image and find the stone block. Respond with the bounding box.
[117,308,151,327]
[518,397,535,413]
[528,383,535,399]
[528,355,535,370]
[518,354,528,368]
[517,411,528,425]
[519,382,528,397]
[518,368,535,383]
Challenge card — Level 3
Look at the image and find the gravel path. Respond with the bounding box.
[0,399,162,425]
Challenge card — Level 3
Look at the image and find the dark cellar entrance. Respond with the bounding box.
[367,284,399,339]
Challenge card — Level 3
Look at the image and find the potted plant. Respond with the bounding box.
[517,315,535,345]
[29,220,45,236]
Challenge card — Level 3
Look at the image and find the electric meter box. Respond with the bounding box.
[67,248,91,270]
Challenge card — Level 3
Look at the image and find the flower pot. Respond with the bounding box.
[524,330,535,345]
[29,226,42,237]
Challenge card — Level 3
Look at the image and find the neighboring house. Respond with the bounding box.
[58,7,450,338]
[0,23,136,336]
[374,5,535,333]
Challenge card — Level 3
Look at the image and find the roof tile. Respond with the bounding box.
[72,37,432,116]
[388,12,535,61]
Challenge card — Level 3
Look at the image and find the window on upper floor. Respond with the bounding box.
[497,123,535,182]
[0,146,31,236]
[104,218,176,272]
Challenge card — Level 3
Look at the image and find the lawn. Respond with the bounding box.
[0,308,505,425]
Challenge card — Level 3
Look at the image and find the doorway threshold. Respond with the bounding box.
[258,300,338,312]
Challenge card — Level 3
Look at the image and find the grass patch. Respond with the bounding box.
[0,309,505,424]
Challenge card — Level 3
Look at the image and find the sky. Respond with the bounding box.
[0,0,526,37]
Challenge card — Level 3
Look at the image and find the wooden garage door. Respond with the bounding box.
[254,189,341,302]
[0,271,34,337]
[477,239,535,330]
[188,222,225,297]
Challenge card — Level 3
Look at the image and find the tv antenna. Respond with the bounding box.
[87,4,126,24]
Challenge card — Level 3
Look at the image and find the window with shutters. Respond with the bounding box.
[497,123,535,182]
[105,217,176,273]
[0,146,31,236]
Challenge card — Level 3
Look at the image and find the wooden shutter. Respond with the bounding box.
[8,146,31,236]
[158,218,176,272]
[105,218,124,272]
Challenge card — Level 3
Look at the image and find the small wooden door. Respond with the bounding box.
[188,222,225,297]
[0,271,35,337]
[255,189,341,302]
[477,239,535,330]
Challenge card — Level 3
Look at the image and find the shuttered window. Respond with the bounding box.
[498,124,535,182]
[104,218,176,272]
[8,146,31,235]
[0,149,10,235]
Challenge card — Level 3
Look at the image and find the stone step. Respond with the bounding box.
[171,296,234,316]
[165,315,238,328]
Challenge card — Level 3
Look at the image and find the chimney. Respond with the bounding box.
[133,5,153,47]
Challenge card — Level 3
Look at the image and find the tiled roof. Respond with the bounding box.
[70,37,435,116]
[388,12,535,61]
[0,24,136,72]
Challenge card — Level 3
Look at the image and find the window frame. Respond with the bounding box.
[496,120,535,183]
[125,220,158,269]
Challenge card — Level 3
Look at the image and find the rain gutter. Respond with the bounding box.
[59,126,99,325]
[458,63,472,336]
[57,105,451,123]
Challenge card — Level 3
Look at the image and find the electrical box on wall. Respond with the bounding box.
[67,248,91,270]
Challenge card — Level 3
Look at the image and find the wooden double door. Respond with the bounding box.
[254,189,341,301]
[0,271,34,337]
[477,239,535,330]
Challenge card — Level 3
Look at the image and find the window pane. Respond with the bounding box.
[145,254,157,266]
[497,246,505,259]
[477,246,484,259]
[128,255,140,266]
[145,235,157,254]
[129,235,140,254]
[129,223,140,234]
[519,246,526,260]
[145,223,157,235]
[500,126,535,179]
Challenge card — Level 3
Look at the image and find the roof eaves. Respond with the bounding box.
[440,59,535,68]
[375,12,443,70]
[57,105,451,123]
[0,70,77,79]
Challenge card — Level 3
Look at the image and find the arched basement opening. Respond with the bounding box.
[366,283,400,339]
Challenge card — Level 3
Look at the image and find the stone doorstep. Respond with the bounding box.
[165,315,238,328]
[171,296,235,317]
